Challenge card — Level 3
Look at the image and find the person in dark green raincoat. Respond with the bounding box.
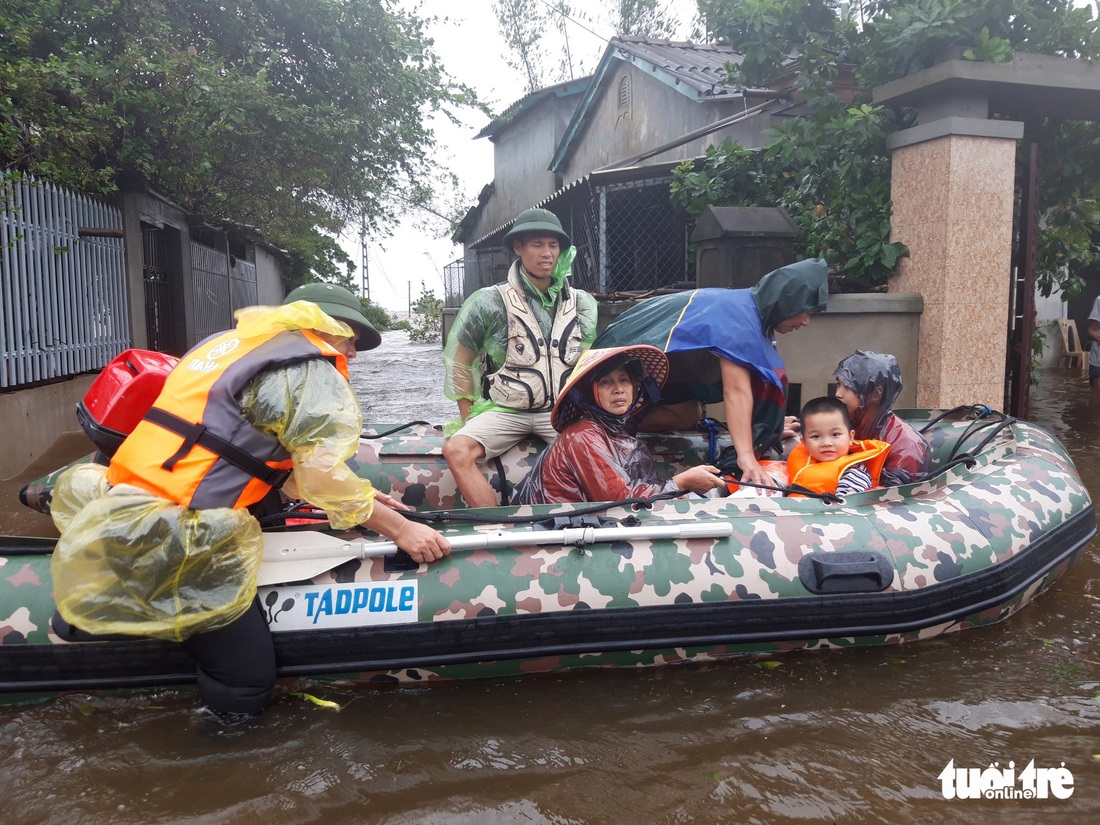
[593,258,828,487]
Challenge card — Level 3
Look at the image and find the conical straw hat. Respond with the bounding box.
[551,345,669,431]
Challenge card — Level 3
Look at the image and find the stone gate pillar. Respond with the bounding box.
[876,63,1025,409]
[884,121,1022,408]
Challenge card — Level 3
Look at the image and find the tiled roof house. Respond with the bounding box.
[451,36,819,299]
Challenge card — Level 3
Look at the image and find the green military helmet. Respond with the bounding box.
[283,282,382,351]
[503,208,571,250]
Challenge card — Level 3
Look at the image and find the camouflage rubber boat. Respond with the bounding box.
[1,407,1094,694]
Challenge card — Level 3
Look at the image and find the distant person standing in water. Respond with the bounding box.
[1088,296,1100,407]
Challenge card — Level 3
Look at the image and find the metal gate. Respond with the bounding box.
[191,241,258,341]
[1,176,128,387]
[1005,143,1040,418]
[142,225,178,354]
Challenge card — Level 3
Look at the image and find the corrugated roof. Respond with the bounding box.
[474,77,592,140]
[612,37,746,100]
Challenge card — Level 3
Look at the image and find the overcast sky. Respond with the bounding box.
[350,0,702,312]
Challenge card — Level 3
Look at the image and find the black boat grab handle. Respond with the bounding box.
[797,551,894,594]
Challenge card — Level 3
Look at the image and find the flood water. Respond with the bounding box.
[2,330,1099,823]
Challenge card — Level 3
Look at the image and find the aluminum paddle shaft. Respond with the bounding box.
[258,520,734,586]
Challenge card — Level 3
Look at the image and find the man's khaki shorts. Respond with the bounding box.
[450,409,557,461]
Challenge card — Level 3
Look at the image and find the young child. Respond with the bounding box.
[787,396,891,496]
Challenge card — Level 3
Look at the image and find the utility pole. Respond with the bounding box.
[359,218,370,302]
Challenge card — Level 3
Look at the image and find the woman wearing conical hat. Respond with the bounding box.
[512,346,726,504]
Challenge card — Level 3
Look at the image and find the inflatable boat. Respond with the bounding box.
[1,405,1094,695]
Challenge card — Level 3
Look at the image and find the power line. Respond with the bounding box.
[533,0,613,46]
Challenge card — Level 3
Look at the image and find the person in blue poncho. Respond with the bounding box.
[593,258,828,487]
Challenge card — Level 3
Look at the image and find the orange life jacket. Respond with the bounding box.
[107,328,348,510]
[724,459,789,496]
[786,439,891,496]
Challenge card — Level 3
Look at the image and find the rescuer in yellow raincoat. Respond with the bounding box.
[51,284,450,719]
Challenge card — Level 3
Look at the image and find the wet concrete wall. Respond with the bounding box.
[0,376,93,481]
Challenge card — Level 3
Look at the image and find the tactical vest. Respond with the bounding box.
[485,262,583,411]
[786,439,891,496]
[107,328,348,510]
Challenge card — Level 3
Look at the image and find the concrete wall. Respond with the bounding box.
[1035,290,1069,368]
[444,291,923,420]
[471,96,581,241]
[776,293,923,408]
[0,376,94,479]
[118,191,196,353]
[255,245,286,306]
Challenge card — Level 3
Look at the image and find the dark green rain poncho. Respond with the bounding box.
[593,258,829,455]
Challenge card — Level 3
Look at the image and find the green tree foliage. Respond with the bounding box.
[699,0,844,86]
[1027,119,1100,298]
[493,0,553,93]
[673,102,907,285]
[687,0,1100,293]
[360,298,397,333]
[0,0,474,286]
[614,0,680,38]
[492,1,690,94]
[408,284,444,342]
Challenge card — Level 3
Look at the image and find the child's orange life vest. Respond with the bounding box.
[786,438,891,496]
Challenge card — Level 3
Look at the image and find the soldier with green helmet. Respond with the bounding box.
[443,208,598,508]
[50,283,450,723]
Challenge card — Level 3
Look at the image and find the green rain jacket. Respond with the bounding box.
[444,251,598,422]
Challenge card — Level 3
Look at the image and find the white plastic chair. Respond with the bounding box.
[1056,318,1087,371]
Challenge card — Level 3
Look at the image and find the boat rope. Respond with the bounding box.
[923,415,1017,481]
[719,475,843,504]
[257,492,685,529]
[266,409,1017,530]
[918,404,994,434]
[360,421,434,439]
[945,413,1013,462]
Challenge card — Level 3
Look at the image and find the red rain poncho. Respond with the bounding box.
[512,418,678,504]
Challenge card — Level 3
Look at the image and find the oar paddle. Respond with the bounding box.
[258,520,734,586]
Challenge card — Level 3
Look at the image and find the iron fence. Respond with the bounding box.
[442,257,465,308]
[191,241,257,341]
[1,176,128,389]
[460,175,692,301]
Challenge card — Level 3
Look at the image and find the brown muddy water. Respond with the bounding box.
[2,331,1099,824]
